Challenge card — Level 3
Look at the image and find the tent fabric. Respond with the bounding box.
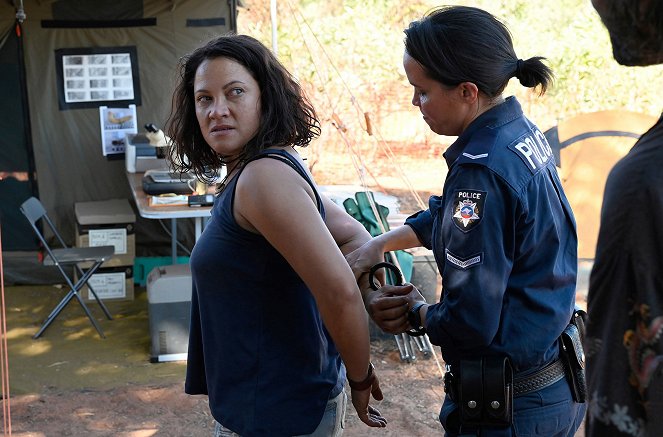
[0,0,233,240]
[0,0,235,257]
[51,0,144,21]
[0,23,38,251]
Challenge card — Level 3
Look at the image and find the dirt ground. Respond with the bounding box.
[4,280,586,437]
[4,281,448,437]
[8,338,447,437]
[7,340,586,437]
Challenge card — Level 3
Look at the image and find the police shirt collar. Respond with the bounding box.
[443,96,523,168]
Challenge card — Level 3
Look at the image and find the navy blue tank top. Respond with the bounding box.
[185,149,344,436]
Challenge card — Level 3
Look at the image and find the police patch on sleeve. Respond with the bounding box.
[451,189,487,232]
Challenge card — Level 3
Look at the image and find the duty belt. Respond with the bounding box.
[513,358,565,396]
[445,358,566,400]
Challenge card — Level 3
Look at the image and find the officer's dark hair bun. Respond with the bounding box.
[405,5,554,97]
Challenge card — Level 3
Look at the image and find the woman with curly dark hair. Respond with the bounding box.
[167,34,386,436]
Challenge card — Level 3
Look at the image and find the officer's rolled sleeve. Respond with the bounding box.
[404,210,432,249]
[403,195,442,249]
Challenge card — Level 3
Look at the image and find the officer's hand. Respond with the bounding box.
[401,283,426,308]
[365,284,413,334]
[346,240,386,281]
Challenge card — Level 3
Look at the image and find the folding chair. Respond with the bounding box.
[20,197,115,339]
[344,191,434,362]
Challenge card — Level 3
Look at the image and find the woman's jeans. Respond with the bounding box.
[214,389,347,437]
[439,378,586,437]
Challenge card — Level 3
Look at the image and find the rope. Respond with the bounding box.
[284,0,426,211]
[331,116,388,193]
[285,9,386,193]
[282,1,443,382]
[0,223,12,435]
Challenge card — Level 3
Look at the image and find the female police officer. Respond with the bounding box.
[348,6,586,436]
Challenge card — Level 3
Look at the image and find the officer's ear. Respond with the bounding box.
[457,82,479,104]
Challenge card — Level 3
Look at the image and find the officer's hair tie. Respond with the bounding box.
[515,58,525,79]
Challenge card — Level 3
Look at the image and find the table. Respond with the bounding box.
[126,172,212,264]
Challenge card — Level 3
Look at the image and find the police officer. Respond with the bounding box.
[347,6,586,436]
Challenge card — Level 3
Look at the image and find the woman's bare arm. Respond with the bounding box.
[234,158,386,427]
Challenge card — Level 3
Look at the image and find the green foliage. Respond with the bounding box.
[238,0,663,172]
[452,0,663,126]
[240,0,661,124]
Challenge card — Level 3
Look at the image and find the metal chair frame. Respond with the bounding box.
[20,197,115,339]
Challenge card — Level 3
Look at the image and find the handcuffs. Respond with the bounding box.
[368,261,427,337]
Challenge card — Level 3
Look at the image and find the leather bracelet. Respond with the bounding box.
[348,362,375,391]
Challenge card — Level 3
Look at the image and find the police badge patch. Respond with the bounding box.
[451,189,486,232]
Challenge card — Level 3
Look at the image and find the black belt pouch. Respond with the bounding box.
[560,320,587,403]
[459,356,513,427]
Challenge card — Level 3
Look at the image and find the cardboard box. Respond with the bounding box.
[75,199,136,268]
[78,265,134,302]
[76,229,136,267]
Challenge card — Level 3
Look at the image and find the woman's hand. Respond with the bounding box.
[349,366,387,428]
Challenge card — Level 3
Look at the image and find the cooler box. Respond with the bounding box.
[147,263,192,362]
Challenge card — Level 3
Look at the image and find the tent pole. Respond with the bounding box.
[228,0,238,32]
[270,0,278,55]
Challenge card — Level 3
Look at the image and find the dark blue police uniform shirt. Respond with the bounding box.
[406,97,578,374]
